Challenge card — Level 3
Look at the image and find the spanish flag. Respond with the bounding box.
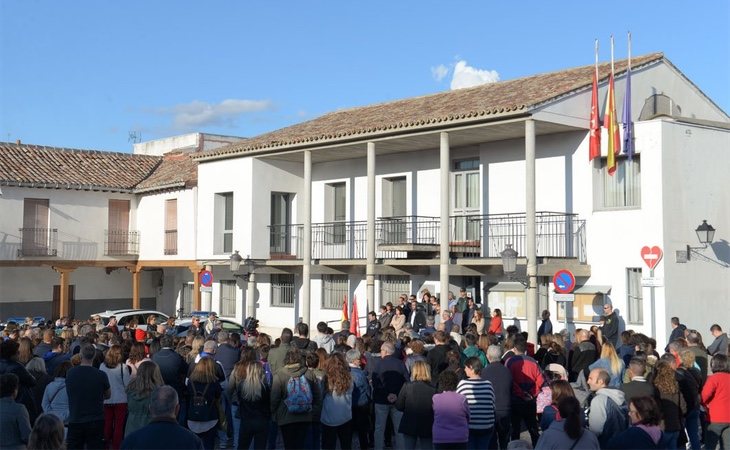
[341,296,349,323]
[604,36,621,176]
[350,295,360,337]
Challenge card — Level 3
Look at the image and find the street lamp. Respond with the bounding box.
[500,244,518,276]
[686,220,716,261]
[230,250,255,281]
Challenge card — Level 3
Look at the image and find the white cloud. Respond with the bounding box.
[431,64,449,82]
[156,98,274,129]
[450,60,500,89]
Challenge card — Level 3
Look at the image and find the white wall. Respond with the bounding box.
[137,188,197,260]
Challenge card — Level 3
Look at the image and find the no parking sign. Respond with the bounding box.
[552,269,576,294]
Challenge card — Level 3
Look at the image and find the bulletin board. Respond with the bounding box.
[556,293,605,322]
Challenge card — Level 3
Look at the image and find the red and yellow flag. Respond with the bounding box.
[589,70,601,161]
[604,72,620,175]
[350,295,360,337]
[341,296,349,323]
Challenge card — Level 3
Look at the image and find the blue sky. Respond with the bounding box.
[1,1,729,152]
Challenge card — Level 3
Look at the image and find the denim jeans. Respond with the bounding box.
[402,433,432,450]
[468,428,494,450]
[489,414,511,450]
[374,403,403,450]
[685,407,702,450]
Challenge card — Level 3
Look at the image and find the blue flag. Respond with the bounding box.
[622,66,634,160]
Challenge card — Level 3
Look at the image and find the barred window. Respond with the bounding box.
[627,268,643,324]
[379,276,410,307]
[220,280,237,317]
[322,275,348,309]
[272,274,295,307]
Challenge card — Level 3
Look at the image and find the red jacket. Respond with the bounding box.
[702,372,730,423]
[504,354,545,400]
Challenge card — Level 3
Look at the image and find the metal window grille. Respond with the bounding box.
[220,280,237,317]
[627,268,643,324]
[322,275,348,310]
[271,274,295,307]
[379,276,410,307]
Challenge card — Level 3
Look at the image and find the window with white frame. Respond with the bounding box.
[271,274,295,307]
[597,156,641,209]
[381,177,407,244]
[627,268,643,324]
[379,276,410,306]
[214,192,234,254]
[322,275,348,309]
[325,182,346,244]
[452,158,480,242]
[220,280,237,317]
[181,283,193,315]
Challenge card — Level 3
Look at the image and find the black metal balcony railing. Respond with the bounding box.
[105,230,140,256]
[17,228,58,257]
[164,230,178,255]
[268,212,586,263]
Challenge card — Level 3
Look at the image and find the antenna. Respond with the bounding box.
[128,131,141,144]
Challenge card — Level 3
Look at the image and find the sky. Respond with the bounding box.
[1,1,729,153]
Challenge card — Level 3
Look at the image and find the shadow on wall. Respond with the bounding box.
[708,240,730,267]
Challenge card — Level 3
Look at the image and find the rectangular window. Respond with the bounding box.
[270,193,293,254]
[321,275,348,309]
[627,268,643,324]
[220,280,237,317]
[165,199,178,255]
[379,276,410,307]
[452,162,480,242]
[325,183,346,244]
[598,156,641,209]
[382,177,407,243]
[181,283,193,316]
[22,198,51,256]
[107,199,131,255]
[271,274,295,307]
[214,193,234,254]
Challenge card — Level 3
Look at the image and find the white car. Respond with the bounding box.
[93,309,169,332]
[174,317,244,337]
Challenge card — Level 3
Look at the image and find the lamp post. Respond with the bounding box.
[686,220,716,261]
[230,250,256,319]
[500,244,518,276]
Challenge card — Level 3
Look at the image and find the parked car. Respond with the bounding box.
[0,316,47,330]
[92,309,169,332]
[175,317,244,337]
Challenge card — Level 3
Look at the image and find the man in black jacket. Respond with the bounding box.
[291,322,318,353]
[427,331,451,380]
[569,329,597,382]
[366,311,381,337]
[151,335,188,424]
[599,304,620,345]
[372,342,408,450]
[482,344,512,450]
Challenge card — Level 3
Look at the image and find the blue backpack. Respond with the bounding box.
[284,374,313,413]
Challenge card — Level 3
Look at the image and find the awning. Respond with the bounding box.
[488,282,526,292]
[573,285,612,294]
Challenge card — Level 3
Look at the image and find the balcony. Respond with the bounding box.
[104,230,140,256]
[267,212,586,263]
[17,228,58,257]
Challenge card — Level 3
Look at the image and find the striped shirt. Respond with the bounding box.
[456,378,496,430]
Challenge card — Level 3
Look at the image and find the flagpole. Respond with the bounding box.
[610,35,614,76]
[627,31,632,166]
[595,39,599,80]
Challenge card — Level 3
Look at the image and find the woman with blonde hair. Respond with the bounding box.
[588,341,625,387]
[653,360,686,449]
[186,357,223,450]
[320,353,354,450]
[396,360,437,449]
[17,337,34,365]
[471,310,486,335]
[228,361,270,450]
[124,360,164,438]
[187,335,205,365]
[391,306,406,336]
[100,345,131,449]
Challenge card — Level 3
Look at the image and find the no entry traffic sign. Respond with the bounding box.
[640,246,663,270]
[199,270,213,287]
[553,269,576,294]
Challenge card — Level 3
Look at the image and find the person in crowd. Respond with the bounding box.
[378,305,393,330]
[203,312,219,337]
[432,370,470,450]
[0,373,32,450]
[270,348,322,450]
[488,308,503,338]
[28,413,66,450]
[366,312,381,338]
[292,322,318,353]
[707,324,729,356]
[586,368,628,447]
[457,357,496,449]
[539,379,575,431]
[537,310,553,343]
[535,396,600,450]
[618,331,635,364]
[121,386,204,450]
[187,335,206,365]
[419,316,437,338]
[125,360,164,438]
[313,322,335,354]
[541,339,567,369]
[0,339,38,424]
[372,341,408,450]
[621,356,659,404]
[481,344,512,450]
[268,328,294,376]
[396,360,436,449]
[42,360,72,427]
[320,353,354,450]
[390,306,406,337]
[462,333,487,368]
[588,341,625,387]
[676,350,702,450]
[44,337,70,376]
[599,304,620,346]
[126,341,149,378]
[26,355,53,424]
[100,345,132,449]
[185,356,223,450]
[428,331,452,381]
[228,360,271,450]
[685,329,708,383]
[151,334,188,424]
[504,335,543,447]
[33,329,54,358]
[569,328,597,382]
[666,317,687,352]
[65,343,110,450]
[471,310,486,335]
[346,349,371,450]
[653,359,686,449]
[606,396,664,449]
[701,354,730,450]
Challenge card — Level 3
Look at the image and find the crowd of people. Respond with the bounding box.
[0,288,729,450]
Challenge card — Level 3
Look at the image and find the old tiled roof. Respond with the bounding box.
[0,142,197,193]
[198,53,664,160]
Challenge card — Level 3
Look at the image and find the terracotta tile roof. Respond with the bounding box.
[199,53,664,160]
[135,151,197,193]
[0,142,197,193]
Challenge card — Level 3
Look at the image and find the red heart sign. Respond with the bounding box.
[640,246,663,269]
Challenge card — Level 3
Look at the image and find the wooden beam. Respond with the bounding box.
[190,265,203,311]
[52,266,75,318]
[131,269,141,309]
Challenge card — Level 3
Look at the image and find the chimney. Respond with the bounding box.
[16,139,21,145]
